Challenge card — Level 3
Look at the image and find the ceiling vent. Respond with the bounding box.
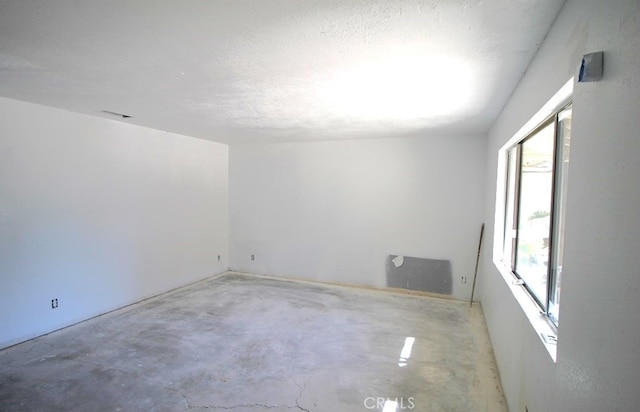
[101,110,133,119]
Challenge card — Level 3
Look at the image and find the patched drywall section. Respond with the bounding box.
[478,1,640,411]
[0,97,229,349]
[385,255,453,294]
[229,135,486,300]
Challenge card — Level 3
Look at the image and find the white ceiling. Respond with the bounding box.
[0,0,565,144]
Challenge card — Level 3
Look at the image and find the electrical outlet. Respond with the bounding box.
[51,299,58,309]
[251,254,255,261]
[461,276,467,284]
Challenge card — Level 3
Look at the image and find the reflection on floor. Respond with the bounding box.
[0,272,506,411]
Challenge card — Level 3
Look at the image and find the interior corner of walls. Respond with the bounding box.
[1,96,231,348]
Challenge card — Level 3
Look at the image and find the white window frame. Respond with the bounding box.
[492,78,573,361]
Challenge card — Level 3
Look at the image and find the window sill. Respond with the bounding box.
[494,259,557,362]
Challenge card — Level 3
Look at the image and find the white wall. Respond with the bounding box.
[478,1,640,411]
[229,135,486,299]
[0,97,229,349]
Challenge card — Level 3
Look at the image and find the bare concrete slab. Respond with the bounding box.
[0,272,506,411]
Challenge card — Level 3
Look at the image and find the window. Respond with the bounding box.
[502,103,572,327]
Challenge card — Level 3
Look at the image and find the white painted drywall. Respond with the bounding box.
[229,135,486,299]
[478,1,640,411]
[0,97,229,349]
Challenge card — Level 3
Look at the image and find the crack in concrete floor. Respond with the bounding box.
[293,379,311,412]
[184,401,306,411]
[183,378,312,411]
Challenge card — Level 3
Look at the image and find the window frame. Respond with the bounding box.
[501,102,572,329]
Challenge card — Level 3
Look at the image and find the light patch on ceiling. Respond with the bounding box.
[317,55,472,122]
[191,50,473,136]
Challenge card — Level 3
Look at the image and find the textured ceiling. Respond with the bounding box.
[0,0,565,144]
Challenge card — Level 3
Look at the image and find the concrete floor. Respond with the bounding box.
[0,272,506,412]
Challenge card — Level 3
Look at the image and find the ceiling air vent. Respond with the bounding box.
[101,110,133,119]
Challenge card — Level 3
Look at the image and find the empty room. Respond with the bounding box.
[1,1,639,411]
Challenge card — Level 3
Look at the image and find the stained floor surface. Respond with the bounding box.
[0,273,506,411]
